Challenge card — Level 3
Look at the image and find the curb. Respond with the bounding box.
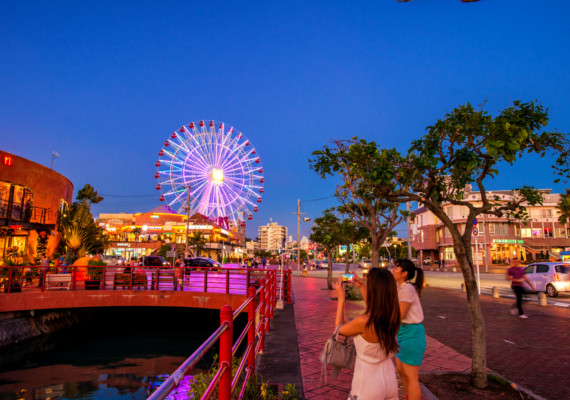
[419,371,548,400]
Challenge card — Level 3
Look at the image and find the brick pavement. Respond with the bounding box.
[421,287,570,400]
[292,277,473,400]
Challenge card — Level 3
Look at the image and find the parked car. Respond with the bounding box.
[522,262,570,297]
[184,257,221,270]
[359,258,371,270]
[422,257,433,265]
[143,256,169,267]
[100,255,126,266]
[321,259,329,269]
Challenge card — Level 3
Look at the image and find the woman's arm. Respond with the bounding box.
[399,301,411,320]
[334,276,346,327]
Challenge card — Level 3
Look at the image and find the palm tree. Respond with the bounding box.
[76,184,104,209]
[189,231,206,257]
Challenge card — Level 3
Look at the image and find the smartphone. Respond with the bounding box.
[341,273,355,283]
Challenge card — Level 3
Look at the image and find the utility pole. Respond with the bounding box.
[184,186,191,260]
[292,199,305,276]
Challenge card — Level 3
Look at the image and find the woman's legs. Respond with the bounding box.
[396,358,421,400]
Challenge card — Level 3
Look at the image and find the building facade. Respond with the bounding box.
[0,150,73,262]
[258,222,287,251]
[97,205,243,261]
[409,188,570,267]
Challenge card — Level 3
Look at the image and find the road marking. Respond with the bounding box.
[438,315,446,319]
[503,339,516,345]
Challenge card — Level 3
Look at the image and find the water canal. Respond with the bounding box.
[0,307,245,400]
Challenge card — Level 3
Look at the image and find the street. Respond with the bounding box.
[290,262,570,307]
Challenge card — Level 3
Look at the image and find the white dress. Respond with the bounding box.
[348,335,398,400]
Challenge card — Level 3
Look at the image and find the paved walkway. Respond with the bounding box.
[292,277,471,399]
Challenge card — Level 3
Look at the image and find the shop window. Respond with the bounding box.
[444,247,456,260]
[521,228,532,238]
[532,229,542,238]
[544,228,553,238]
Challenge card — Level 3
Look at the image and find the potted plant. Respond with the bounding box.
[86,259,105,290]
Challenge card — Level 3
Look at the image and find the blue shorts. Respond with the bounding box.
[396,322,426,366]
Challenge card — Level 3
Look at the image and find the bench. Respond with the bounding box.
[113,273,147,290]
[46,274,72,290]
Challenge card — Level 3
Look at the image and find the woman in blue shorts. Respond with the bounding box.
[392,258,426,400]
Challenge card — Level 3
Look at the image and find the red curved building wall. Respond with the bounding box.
[0,150,73,224]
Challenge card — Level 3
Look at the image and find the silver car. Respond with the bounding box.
[523,262,570,297]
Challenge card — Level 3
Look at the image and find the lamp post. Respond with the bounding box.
[184,186,191,260]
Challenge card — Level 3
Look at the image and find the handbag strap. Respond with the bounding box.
[332,324,348,344]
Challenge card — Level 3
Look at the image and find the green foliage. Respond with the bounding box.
[157,244,171,258]
[188,231,206,257]
[87,259,105,279]
[188,354,298,399]
[557,188,570,224]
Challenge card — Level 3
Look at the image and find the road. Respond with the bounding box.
[290,262,570,307]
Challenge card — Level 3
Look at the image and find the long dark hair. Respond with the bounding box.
[395,258,425,296]
[364,267,401,354]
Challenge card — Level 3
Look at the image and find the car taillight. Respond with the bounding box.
[553,273,560,281]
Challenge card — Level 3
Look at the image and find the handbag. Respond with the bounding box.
[319,324,355,383]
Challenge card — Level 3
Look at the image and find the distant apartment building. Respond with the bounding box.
[409,187,570,267]
[258,221,287,251]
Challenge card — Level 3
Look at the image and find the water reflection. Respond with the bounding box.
[0,308,226,400]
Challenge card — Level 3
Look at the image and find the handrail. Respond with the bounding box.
[147,322,229,400]
[144,268,291,400]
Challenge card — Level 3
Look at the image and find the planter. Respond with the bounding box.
[85,279,102,290]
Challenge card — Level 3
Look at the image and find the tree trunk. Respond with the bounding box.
[370,235,380,268]
[326,249,333,289]
[455,241,487,388]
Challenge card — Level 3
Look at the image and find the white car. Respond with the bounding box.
[359,258,371,270]
[523,262,570,297]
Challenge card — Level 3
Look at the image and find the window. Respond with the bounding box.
[521,228,532,238]
[524,266,534,274]
[530,209,541,219]
[542,209,552,218]
[555,227,566,238]
[477,223,484,234]
[445,227,450,238]
[435,229,440,242]
[536,265,549,274]
[446,206,454,217]
[555,265,568,273]
[532,229,542,238]
[420,230,424,243]
[489,224,495,235]
[444,247,455,260]
[489,223,508,236]
[544,228,553,238]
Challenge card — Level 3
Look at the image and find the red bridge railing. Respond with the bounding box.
[0,265,293,301]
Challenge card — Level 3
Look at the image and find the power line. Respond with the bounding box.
[301,195,336,203]
[99,193,157,198]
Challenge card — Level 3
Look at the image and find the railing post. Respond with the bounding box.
[246,269,250,287]
[265,276,271,332]
[72,268,76,291]
[130,268,133,290]
[226,269,230,294]
[7,267,13,293]
[259,278,265,353]
[271,271,276,317]
[219,305,233,400]
[286,270,292,303]
[204,269,208,292]
[247,286,256,376]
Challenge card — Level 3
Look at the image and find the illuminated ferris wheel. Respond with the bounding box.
[155,120,264,226]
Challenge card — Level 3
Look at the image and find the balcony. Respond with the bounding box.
[0,198,51,226]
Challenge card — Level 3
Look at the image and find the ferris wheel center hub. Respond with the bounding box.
[212,168,224,183]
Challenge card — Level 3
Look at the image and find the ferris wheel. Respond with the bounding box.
[154,120,264,226]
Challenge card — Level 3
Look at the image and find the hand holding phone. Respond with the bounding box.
[341,273,355,283]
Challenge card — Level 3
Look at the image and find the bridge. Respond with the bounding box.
[0,265,292,312]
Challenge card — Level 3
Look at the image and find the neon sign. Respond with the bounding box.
[3,156,12,166]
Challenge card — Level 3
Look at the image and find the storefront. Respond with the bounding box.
[490,239,523,264]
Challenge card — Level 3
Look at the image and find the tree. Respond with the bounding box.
[58,184,108,261]
[372,101,569,388]
[76,184,104,208]
[338,216,369,273]
[189,231,206,257]
[310,139,408,269]
[557,188,570,224]
[310,209,343,289]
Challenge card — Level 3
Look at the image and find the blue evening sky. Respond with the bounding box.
[1,1,569,239]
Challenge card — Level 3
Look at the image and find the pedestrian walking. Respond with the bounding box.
[391,258,426,400]
[506,259,534,318]
[262,258,267,268]
[334,268,401,399]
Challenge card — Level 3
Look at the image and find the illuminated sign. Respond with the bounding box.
[117,243,131,247]
[151,215,159,219]
[492,239,523,244]
[3,156,12,166]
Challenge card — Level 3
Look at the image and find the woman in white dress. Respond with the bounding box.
[334,267,401,400]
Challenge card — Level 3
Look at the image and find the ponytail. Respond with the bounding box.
[395,258,424,296]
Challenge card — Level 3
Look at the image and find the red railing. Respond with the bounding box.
[0,265,293,300]
[147,269,287,400]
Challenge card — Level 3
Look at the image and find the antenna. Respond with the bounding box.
[51,152,59,169]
